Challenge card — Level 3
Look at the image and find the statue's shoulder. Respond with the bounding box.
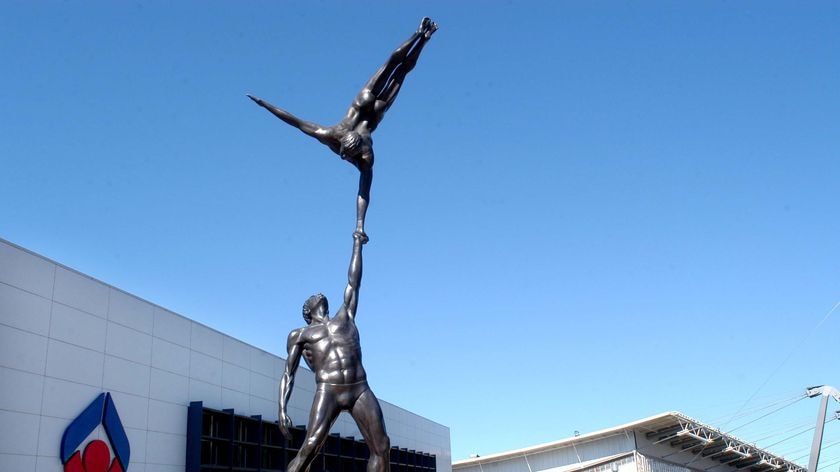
[294,323,331,342]
[329,314,358,334]
[287,327,307,343]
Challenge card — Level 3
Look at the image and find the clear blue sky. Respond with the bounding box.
[2,1,838,465]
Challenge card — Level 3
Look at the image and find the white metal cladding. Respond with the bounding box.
[526,433,635,471]
[455,413,807,472]
[455,465,483,472]
[482,457,532,472]
[578,455,637,472]
[636,453,695,472]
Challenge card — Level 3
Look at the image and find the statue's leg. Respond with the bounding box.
[374,33,434,115]
[287,387,340,472]
[365,30,424,97]
[350,389,391,472]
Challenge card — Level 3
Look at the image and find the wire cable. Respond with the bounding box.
[763,425,817,449]
[727,395,807,434]
[720,300,840,430]
[751,417,819,444]
[792,437,840,462]
[705,392,808,426]
[816,456,840,472]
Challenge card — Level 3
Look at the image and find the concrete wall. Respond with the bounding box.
[0,238,451,472]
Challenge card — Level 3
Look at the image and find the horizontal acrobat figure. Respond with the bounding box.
[248,17,438,244]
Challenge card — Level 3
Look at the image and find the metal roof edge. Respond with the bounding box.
[452,411,805,472]
[454,412,675,467]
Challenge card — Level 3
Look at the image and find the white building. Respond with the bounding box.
[0,238,451,472]
[453,412,801,472]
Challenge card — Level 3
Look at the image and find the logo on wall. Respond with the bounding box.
[60,392,130,472]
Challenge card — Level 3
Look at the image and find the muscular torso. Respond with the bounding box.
[319,88,385,171]
[296,316,367,385]
[342,89,386,133]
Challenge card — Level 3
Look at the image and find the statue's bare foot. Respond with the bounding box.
[418,17,431,34]
[354,230,369,245]
[424,21,438,40]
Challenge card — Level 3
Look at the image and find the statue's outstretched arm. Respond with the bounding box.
[341,231,365,321]
[278,330,302,439]
[354,167,372,241]
[247,94,338,152]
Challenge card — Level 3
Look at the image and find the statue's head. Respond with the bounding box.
[302,293,328,324]
[339,131,363,159]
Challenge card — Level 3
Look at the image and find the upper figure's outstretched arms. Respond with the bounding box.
[247,94,340,154]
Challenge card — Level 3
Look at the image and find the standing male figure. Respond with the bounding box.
[279,228,388,472]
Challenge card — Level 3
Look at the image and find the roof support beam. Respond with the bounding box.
[733,457,761,469]
[648,426,683,442]
[700,444,728,457]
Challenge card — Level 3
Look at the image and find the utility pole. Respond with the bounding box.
[806,385,840,472]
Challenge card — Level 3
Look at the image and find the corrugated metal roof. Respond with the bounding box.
[453,411,805,472]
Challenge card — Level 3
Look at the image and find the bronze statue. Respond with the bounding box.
[247,17,437,472]
[248,16,437,244]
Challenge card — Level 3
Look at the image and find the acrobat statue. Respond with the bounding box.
[248,17,437,244]
[247,17,437,472]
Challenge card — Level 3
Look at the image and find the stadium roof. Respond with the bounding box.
[453,411,805,472]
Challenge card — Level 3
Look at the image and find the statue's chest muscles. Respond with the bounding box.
[301,327,327,366]
[301,324,360,367]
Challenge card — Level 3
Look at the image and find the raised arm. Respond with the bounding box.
[278,329,303,439]
[247,94,340,153]
[353,166,372,242]
[339,231,365,321]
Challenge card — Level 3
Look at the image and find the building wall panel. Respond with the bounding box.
[105,321,153,365]
[150,338,189,376]
[0,282,51,335]
[44,339,104,387]
[1,324,49,374]
[53,267,108,318]
[0,366,44,414]
[1,453,37,471]
[0,241,55,298]
[107,288,154,333]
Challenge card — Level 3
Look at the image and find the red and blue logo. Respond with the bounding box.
[60,392,130,472]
